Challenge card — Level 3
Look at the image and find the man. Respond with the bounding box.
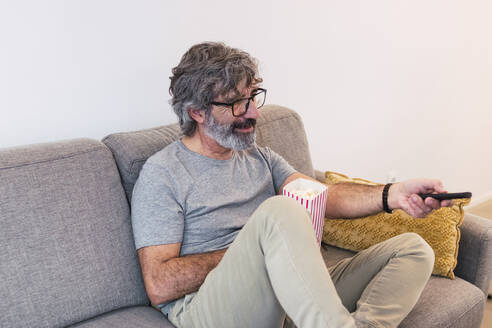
[131,42,452,328]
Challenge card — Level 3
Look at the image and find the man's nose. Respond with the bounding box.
[244,101,260,120]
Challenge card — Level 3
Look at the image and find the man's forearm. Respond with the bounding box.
[150,248,226,305]
[325,182,385,219]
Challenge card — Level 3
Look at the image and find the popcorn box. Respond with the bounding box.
[282,178,328,246]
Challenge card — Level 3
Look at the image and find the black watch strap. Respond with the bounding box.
[383,183,393,213]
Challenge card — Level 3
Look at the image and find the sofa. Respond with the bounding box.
[1,105,491,328]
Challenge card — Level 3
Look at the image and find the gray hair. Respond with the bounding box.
[169,42,263,136]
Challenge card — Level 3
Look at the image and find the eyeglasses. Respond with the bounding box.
[210,88,267,117]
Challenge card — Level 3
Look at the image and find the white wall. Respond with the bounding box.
[1,1,491,202]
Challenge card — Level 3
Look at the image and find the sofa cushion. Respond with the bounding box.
[69,306,174,328]
[0,139,149,328]
[398,277,485,328]
[320,244,485,328]
[102,104,315,202]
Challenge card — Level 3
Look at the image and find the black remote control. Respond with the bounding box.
[418,192,472,201]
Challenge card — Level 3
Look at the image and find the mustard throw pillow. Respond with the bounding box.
[322,171,471,279]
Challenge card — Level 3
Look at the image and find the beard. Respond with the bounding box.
[203,112,257,151]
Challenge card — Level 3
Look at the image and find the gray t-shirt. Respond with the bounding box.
[131,139,296,255]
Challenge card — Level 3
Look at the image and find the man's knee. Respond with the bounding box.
[398,232,435,273]
[257,196,309,220]
[253,196,313,233]
[250,196,320,254]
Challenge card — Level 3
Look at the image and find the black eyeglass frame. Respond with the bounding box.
[209,88,267,117]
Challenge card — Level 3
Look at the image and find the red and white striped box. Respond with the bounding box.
[282,178,328,246]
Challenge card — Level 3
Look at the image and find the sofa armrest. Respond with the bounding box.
[454,212,492,296]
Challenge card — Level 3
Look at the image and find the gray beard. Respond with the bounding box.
[203,113,256,151]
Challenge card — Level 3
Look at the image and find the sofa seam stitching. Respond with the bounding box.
[101,125,181,140]
[443,297,484,328]
[0,146,108,170]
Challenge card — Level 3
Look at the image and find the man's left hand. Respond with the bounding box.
[388,179,453,218]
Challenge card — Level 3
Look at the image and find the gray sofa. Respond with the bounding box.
[1,105,491,328]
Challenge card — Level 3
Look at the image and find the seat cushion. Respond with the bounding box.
[102,105,315,202]
[0,139,149,328]
[320,244,486,328]
[398,277,485,328]
[69,306,175,327]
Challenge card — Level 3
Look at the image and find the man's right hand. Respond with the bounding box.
[388,179,453,218]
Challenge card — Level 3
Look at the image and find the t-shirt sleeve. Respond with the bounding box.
[131,162,184,250]
[261,147,297,193]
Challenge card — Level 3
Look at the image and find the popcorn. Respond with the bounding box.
[282,178,328,246]
[289,189,319,199]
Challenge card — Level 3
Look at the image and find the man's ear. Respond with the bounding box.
[188,107,206,124]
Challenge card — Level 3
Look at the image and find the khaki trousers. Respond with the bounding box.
[167,196,434,328]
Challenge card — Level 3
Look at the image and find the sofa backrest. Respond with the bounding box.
[0,139,148,328]
[103,104,315,202]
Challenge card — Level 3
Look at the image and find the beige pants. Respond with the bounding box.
[167,196,434,328]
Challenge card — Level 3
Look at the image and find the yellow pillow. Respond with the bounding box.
[322,171,471,279]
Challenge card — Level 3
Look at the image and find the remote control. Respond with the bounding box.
[418,192,472,201]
